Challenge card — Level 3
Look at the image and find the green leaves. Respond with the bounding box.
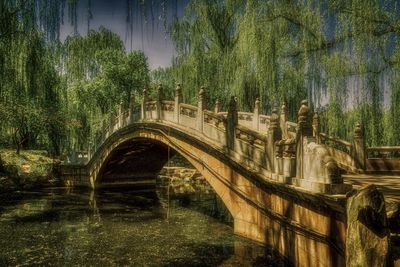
[159,0,400,145]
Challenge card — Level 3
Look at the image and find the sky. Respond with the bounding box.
[60,0,189,70]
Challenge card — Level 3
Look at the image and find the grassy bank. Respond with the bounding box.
[0,149,58,191]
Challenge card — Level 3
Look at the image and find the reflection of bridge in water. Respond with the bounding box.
[62,84,400,266]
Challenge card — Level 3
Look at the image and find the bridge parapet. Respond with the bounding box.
[86,83,400,194]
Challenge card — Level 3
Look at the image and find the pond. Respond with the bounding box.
[0,175,290,266]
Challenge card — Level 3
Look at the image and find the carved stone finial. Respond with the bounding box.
[255,98,260,109]
[298,100,310,123]
[157,84,164,101]
[313,112,320,125]
[228,96,238,125]
[215,99,220,113]
[280,101,287,114]
[229,96,237,110]
[297,99,312,136]
[270,108,279,128]
[298,100,309,117]
[199,86,205,99]
[354,123,363,139]
[175,83,182,96]
[143,87,148,96]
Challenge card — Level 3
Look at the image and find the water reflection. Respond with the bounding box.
[0,181,291,266]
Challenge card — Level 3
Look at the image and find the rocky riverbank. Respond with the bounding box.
[0,150,60,192]
[158,166,213,194]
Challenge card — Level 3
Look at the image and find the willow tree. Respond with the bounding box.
[61,27,149,151]
[161,0,400,146]
[0,1,153,154]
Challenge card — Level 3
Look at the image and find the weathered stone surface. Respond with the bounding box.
[386,201,400,233]
[346,184,390,267]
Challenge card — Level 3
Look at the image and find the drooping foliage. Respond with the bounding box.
[62,27,149,151]
[2,0,400,157]
[156,0,400,146]
[0,1,150,155]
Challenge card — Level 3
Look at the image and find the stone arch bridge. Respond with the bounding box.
[62,84,400,267]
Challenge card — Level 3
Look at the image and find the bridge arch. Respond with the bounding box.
[86,122,347,266]
[90,123,242,217]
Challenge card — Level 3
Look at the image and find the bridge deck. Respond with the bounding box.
[344,174,400,202]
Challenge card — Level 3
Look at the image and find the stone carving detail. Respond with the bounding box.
[180,106,197,118]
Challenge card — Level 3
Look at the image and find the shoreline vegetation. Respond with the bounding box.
[0,149,60,192]
[0,149,201,193]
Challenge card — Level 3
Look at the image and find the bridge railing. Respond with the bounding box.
[85,83,399,194]
[366,146,400,173]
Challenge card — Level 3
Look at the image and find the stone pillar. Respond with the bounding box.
[197,86,206,132]
[269,108,282,173]
[274,140,284,180]
[226,96,238,150]
[313,112,320,144]
[214,99,220,113]
[141,88,148,120]
[353,123,366,171]
[174,83,183,123]
[296,100,312,179]
[280,102,287,138]
[156,84,163,120]
[282,140,296,182]
[253,98,260,131]
[346,184,390,267]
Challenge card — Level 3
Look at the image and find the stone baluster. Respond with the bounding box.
[214,99,220,113]
[129,95,135,124]
[226,96,238,150]
[353,123,366,171]
[280,102,287,138]
[268,108,282,173]
[156,84,163,120]
[174,83,183,123]
[296,100,313,180]
[197,86,206,132]
[253,98,260,131]
[141,88,148,120]
[275,140,284,179]
[312,112,320,144]
[283,140,296,182]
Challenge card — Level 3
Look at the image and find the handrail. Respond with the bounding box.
[236,125,268,145]
[319,133,352,148]
[161,100,174,104]
[367,146,400,159]
[83,98,400,175]
[179,103,197,111]
[238,112,253,116]
[367,146,400,152]
[203,109,225,121]
[203,110,226,131]
[259,114,270,125]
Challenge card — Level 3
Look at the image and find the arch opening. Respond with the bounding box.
[95,137,234,221]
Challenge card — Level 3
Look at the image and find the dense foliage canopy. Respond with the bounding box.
[1,0,400,157]
[157,0,400,146]
[0,1,150,155]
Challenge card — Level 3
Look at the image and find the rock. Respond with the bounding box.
[0,155,4,173]
[346,184,391,267]
[386,201,400,234]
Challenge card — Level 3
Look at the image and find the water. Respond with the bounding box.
[0,181,290,266]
